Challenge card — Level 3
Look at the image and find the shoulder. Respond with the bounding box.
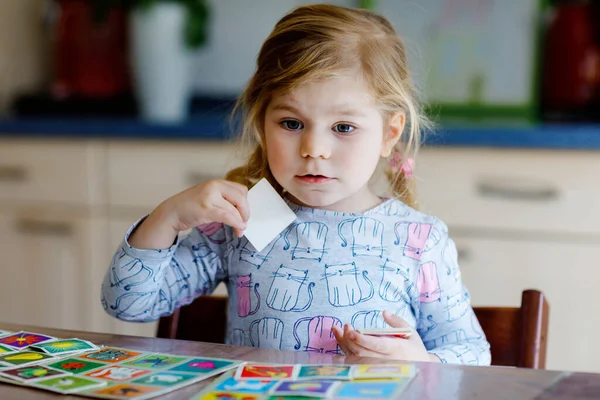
[375,199,448,230]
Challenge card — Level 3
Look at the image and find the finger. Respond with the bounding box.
[213,199,245,228]
[332,327,352,355]
[382,310,411,329]
[207,207,245,232]
[349,332,399,356]
[222,180,249,195]
[220,185,251,223]
[344,333,387,358]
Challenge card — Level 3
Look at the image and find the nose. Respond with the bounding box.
[300,129,331,159]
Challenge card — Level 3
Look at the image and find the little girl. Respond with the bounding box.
[102,4,491,365]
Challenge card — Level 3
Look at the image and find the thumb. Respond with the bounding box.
[383,310,411,328]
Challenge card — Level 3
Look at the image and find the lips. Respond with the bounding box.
[295,174,334,184]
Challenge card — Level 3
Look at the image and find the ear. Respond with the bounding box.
[381,112,405,157]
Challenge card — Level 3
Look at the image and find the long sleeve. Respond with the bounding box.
[101,219,230,322]
[415,218,491,365]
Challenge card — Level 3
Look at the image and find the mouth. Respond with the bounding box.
[295,174,334,184]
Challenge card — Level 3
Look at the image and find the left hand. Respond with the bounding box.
[332,310,440,362]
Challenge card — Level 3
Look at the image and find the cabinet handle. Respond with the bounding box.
[15,219,73,237]
[187,172,218,186]
[476,178,559,201]
[0,165,27,183]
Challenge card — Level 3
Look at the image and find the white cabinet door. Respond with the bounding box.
[0,209,107,332]
[452,234,600,373]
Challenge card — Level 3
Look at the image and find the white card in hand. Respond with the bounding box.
[244,178,297,252]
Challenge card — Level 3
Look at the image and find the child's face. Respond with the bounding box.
[264,73,400,212]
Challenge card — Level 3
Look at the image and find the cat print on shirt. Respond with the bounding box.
[378,258,414,303]
[236,274,260,317]
[249,317,284,350]
[266,265,315,312]
[417,262,442,303]
[231,329,246,347]
[445,290,470,322]
[322,263,374,307]
[338,217,385,258]
[293,316,342,354]
[394,222,431,261]
[239,238,278,269]
[283,222,329,262]
[197,222,227,244]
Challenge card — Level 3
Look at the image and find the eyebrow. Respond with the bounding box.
[270,103,368,118]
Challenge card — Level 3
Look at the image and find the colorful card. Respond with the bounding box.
[31,375,107,394]
[297,365,352,380]
[46,358,107,374]
[0,365,69,382]
[86,383,162,399]
[169,357,240,375]
[0,332,54,349]
[0,330,13,337]
[0,351,54,366]
[235,364,298,380]
[213,376,278,394]
[196,393,262,400]
[352,364,416,379]
[122,353,188,369]
[0,344,16,354]
[131,371,197,387]
[356,328,413,338]
[78,347,143,363]
[85,365,151,382]
[334,381,406,399]
[29,338,97,355]
[270,380,339,397]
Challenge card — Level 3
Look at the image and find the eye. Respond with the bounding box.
[280,119,304,131]
[333,123,355,134]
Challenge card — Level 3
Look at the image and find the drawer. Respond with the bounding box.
[416,148,600,235]
[0,140,105,206]
[453,235,600,373]
[107,141,242,210]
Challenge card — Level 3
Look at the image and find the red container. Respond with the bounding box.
[542,0,600,116]
[53,0,130,99]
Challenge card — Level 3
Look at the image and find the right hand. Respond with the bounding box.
[129,180,250,250]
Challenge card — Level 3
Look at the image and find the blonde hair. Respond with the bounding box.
[225,4,431,209]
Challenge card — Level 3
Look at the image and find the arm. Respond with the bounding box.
[417,218,492,365]
[101,217,231,322]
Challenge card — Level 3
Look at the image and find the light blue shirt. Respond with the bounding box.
[102,198,491,365]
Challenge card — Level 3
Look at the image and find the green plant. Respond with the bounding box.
[92,0,210,49]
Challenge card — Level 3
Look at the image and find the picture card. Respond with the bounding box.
[78,347,144,363]
[168,357,241,376]
[84,383,162,399]
[297,365,352,380]
[212,376,277,394]
[84,365,151,382]
[356,328,413,339]
[30,375,107,394]
[29,338,97,355]
[0,365,69,383]
[194,393,262,400]
[46,357,107,374]
[0,331,54,349]
[131,371,198,387]
[121,353,188,370]
[244,178,297,252]
[270,380,340,397]
[334,381,408,399]
[352,364,416,379]
[0,344,16,354]
[0,350,55,366]
[235,364,298,381]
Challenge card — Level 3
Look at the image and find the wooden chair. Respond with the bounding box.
[157,289,549,369]
[473,289,549,369]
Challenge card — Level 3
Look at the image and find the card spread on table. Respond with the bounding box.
[244,178,296,252]
[29,338,98,355]
[356,328,413,338]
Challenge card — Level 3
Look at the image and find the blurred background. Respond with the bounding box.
[0,0,599,373]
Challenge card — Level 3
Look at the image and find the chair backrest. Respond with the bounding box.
[473,289,549,369]
[157,290,550,369]
[157,295,228,344]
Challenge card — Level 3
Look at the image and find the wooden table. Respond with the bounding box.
[0,323,595,399]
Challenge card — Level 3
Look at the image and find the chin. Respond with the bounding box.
[288,190,343,209]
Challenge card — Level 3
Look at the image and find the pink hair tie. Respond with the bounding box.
[389,152,414,176]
